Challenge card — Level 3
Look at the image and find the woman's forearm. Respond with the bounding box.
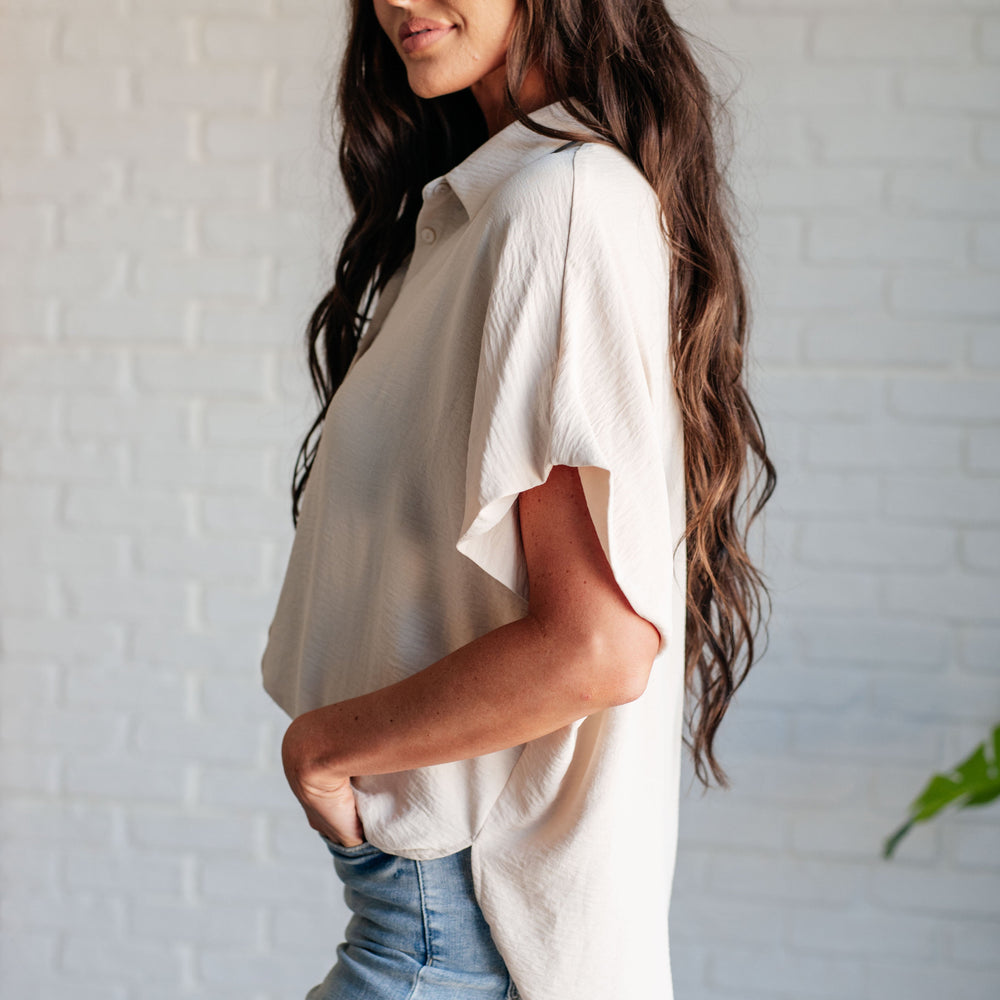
[282,610,643,790]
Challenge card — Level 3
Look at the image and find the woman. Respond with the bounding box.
[262,1,775,998]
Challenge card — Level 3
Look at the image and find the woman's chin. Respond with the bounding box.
[406,71,469,101]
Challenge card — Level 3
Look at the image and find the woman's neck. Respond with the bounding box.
[470,63,554,138]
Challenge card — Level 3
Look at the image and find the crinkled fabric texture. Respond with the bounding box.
[262,102,686,1000]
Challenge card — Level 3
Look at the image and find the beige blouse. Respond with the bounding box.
[262,100,686,1000]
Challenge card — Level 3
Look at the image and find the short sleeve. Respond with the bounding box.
[455,143,680,652]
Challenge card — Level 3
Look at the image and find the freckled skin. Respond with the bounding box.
[372,0,552,136]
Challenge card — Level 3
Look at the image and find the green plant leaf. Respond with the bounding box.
[909,773,967,821]
[964,781,1000,807]
[883,722,1000,859]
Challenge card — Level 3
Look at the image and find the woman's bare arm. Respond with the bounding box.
[281,464,661,845]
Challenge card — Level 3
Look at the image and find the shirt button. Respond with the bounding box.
[420,226,436,244]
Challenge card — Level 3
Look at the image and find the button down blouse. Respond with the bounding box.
[262,100,686,1000]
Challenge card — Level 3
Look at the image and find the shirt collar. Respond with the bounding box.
[424,101,602,221]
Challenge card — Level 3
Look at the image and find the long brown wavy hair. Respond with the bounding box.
[292,0,776,790]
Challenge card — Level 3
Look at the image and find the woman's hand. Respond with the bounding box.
[281,714,366,847]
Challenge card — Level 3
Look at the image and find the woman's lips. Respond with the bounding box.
[400,24,455,54]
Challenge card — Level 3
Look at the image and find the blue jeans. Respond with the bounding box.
[307,835,520,1000]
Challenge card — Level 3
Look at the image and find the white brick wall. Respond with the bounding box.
[668,2,1000,999]
[0,1,997,998]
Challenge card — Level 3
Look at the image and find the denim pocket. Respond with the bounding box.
[319,832,382,858]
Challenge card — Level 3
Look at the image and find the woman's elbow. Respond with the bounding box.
[582,612,662,708]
